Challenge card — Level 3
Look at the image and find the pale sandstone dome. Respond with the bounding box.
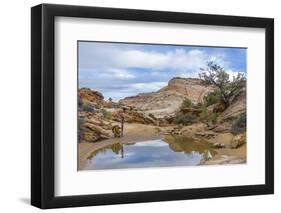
[119,77,215,118]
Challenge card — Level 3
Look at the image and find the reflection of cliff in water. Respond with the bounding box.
[165,135,217,156]
[88,136,216,160]
[87,142,136,160]
[86,136,217,170]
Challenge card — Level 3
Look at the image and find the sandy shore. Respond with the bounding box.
[204,145,246,165]
[198,132,246,165]
[78,123,163,170]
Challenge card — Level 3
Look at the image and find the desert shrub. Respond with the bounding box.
[210,112,218,124]
[101,108,112,120]
[78,96,94,112]
[180,98,193,109]
[194,102,203,109]
[199,105,208,122]
[199,105,218,124]
[231,113,246,135]
[81,102,95,112]
[174,113,197,125]
[203,89,221,107]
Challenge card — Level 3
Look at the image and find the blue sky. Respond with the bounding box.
[78,41,246,101]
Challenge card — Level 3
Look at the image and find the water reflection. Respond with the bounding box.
[165,135,217,156]
[86,136,216,170]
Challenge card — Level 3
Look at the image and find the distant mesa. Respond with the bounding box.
[119,77,215,118]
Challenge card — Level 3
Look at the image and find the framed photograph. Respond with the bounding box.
[31,4,274,209]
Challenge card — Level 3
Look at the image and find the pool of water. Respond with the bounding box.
[85,136,216,170]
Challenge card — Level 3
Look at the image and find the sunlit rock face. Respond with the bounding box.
[79,88,105,105]
[222,87,246,120]
[119,77,214,118]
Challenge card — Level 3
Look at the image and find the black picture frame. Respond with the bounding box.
[31,3,274,209]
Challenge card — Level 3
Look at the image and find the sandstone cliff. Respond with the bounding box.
[79,88,105,106]
[119,77,214,118]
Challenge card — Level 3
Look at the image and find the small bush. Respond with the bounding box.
[231,113,246,135]
[78,96,95,112]
[203,89,221,107]
[210,112,218,124]
[194,102,203,109]
[199,105,209,122]
[199,105,218,124]
[81,102,95,112]
[101,108,112,120]
[180,98,193,109]
[174,113,197,125]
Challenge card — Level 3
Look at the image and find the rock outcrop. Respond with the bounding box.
[79,88,120,109]
[79,88,105,107]
[79,112,112,143]
[111,108,158,125]
[222,87,246,120]
[78,88,158,143]
[231,133,246,149]
[160,77,214,103]
[120,77,214,118]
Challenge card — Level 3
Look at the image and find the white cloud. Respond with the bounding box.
[121,50,169,69]
[80,43,245,79]
[102,82,168,101]
[106,68,135,79]
[134,140,168,147]
[128,82,167,92]
[80,44,208,72]
[225,69,246,80]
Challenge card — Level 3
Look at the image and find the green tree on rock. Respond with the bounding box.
[199,61,246,109]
